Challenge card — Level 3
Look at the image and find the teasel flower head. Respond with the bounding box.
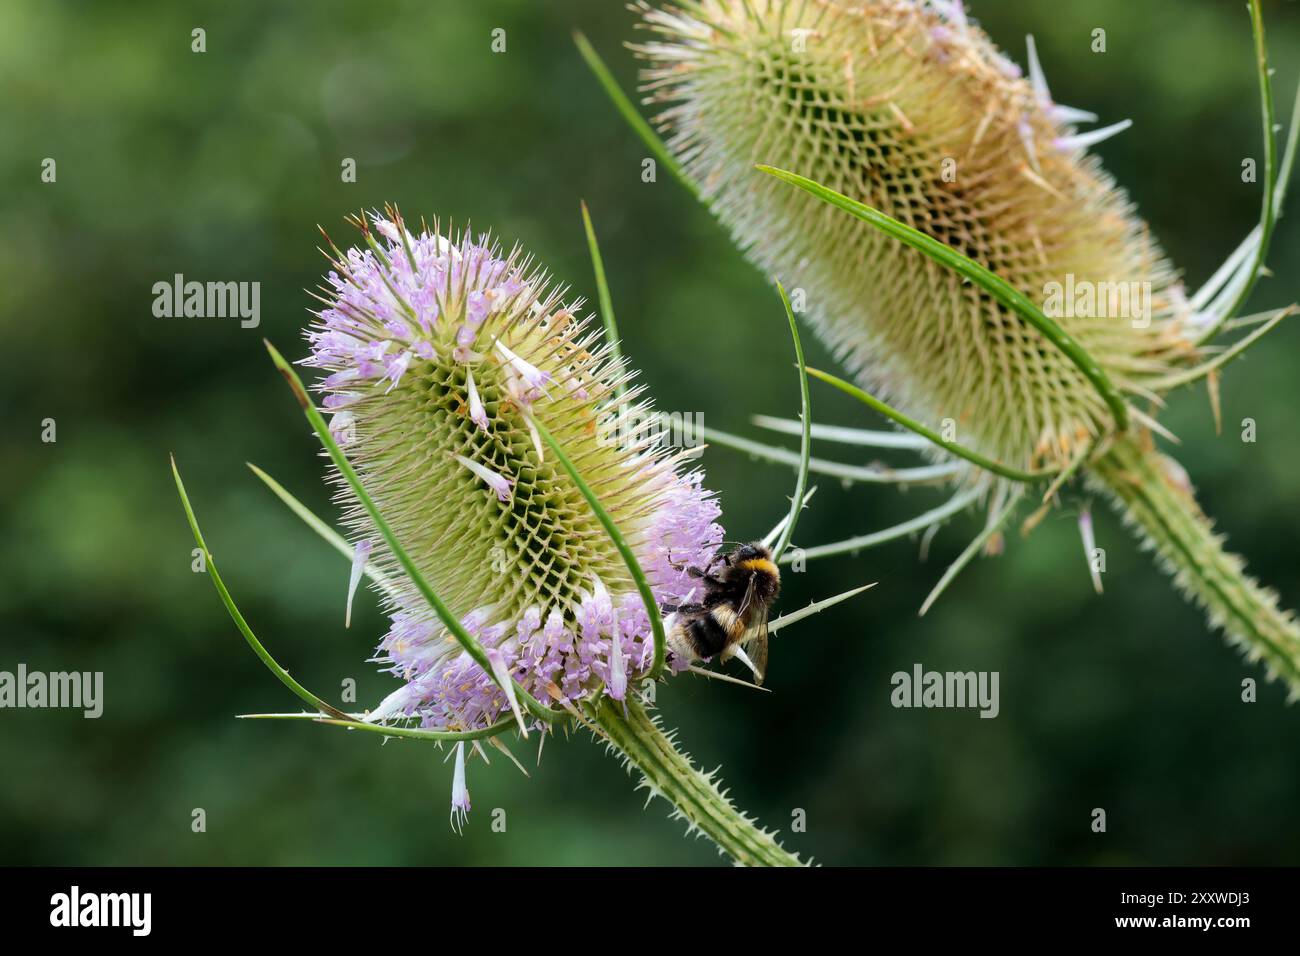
[305,209,723,736]
[611,0,1300,691]
[633,0,1198,473]
[176,205,834,863]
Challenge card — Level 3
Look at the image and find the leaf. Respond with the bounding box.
[526,414,670,681]
[238,711,518,743]
[581,200,627,399]
[757,164,1130,434]
[751,414,928,450]
[1150,306,1295,390]
[791,487,982,563]
[804,365,1059,483]
[767,582,877,635]
[919,490,1024,617]
[772,280,811,561]
[171,455,351,721]
[262,339,561,727]
[697,420,964,484]
[246,462,402,603]
[573,31,699,200]
[1195,0,1284,343]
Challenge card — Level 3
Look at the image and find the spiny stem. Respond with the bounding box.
[1088,436,1300,695]
[588,694,803,866]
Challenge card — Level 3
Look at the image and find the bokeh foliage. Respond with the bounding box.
[1,0,1298,865]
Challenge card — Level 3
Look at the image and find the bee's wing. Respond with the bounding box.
[735,572,758,622]
[748,607,770,687]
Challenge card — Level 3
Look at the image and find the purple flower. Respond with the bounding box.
[304,213,726,828]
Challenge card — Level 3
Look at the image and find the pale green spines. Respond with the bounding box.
[636,0,1190,471]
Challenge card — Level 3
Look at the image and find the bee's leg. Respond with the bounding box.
[685,566,725,587]
[668,557,719,578]
[667,558,724,586]
[661,602,706,617]
[667,545,710,568]
[666,555,702,576]
[669,546,727,576]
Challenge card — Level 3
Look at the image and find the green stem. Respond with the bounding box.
[1088,436,1300,693]
[589,695,803,866]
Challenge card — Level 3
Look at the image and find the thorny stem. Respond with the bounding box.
[1089,435,1300,695]
[589,694,803,866]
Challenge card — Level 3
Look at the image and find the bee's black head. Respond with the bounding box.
[725,541,780,608]
[730,542,772,565]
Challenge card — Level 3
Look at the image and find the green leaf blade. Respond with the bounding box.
[757,164,1130,435]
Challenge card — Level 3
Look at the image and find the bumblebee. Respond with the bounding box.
[662,542,781,684]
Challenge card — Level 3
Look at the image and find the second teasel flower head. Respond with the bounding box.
[633,0,1198,472]
[305,210,723,734]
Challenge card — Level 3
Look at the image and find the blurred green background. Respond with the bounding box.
[2,0,1299,866]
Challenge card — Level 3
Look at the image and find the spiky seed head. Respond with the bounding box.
[634,0,1197,470]
[306,210,722,734]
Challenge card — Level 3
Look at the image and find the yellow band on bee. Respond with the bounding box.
[739,558,778,578]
